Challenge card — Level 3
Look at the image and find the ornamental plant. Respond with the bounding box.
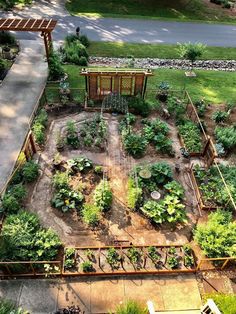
[93,180,112,211]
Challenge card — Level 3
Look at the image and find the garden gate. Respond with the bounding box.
[81,68,153,101]
[0,18,57,61]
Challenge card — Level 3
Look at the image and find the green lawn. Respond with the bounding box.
[88,42,236,60]
[66,0,236,24]
[58,65,236,104]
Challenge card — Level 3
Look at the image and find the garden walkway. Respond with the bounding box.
[1,0,236,46]
[0,40,47,193]
[0,274,202,313]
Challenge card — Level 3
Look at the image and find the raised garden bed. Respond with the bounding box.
[63,245,196,275]
[189,164,236,211]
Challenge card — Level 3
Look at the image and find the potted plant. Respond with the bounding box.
[156,81,170,102]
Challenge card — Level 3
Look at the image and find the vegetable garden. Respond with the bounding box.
[0,70,236,278]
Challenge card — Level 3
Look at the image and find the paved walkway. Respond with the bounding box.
[1,0,236,46]
[0,40,47,193]
[0,274,202,313]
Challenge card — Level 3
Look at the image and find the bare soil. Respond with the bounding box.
[27,112,199,247]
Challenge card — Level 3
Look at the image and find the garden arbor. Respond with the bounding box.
[81,68,153,101]
[0,18,57,61]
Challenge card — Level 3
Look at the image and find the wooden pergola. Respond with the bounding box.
[81,68,153,100]
[0,18,57,61]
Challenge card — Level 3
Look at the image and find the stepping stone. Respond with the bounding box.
[203,278,228,293]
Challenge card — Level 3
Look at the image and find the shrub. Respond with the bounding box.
[82,204,101,227]
[22,160,39,183]
[194,99,206,118]
[164,180,185,199]
[32,121,45,145]
[48,53,65,81]
[1,183,27,214]
[128,94,151,117]
[167,96,186,121]
[35,109,48,127]
[0,299,26,314]
[78,56,88,66]
[93,180,112,211]
[215,126,236,151]
[52,171,70,190]
[194,209,236,258]
[151,162,173,185]
[79,34,90,48]
[127,178,142,210]
[65,34,79,44]
[212,110,229,124]
[177,42,206,65]
[66,120,79,148]
[0,59,6,74]
[0,211,61,261]
[123,133,147,158]
[0,31,16,45]
[115,300,148,314]
[61,41,89,65]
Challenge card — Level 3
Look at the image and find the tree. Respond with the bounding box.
[177,42,206,73]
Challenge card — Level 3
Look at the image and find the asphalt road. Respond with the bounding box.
[1,0,236,46]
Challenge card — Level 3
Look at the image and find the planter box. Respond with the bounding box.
[178,133,202,157]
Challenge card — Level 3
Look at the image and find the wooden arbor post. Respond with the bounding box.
[41,31,53,61]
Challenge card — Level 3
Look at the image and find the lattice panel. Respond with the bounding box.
[134,75,144,95]
[89,76,98,99]
[100,76,112,95]
[121,76,133,95]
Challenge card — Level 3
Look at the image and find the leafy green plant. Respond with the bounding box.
[215,126,236,151]
[156,81,170,102]
[64,248,76,270]
[140,196,186,224]
[85,249,94,260]
[0,299,27,314]
[0,31,16,45]
[167,96,186,121]
[67,157,93,173]
[212,110,229,124]
[203,293,236,314]
[127,178,142,210]
[177,42,206,66]
[82,204,101,227]
[147,246,160,263]
[123,132,147,158]
[94,165,103,174]
[32,121,45,145]
[151,162,173,185]
[154,134,173,155]
[184,254,194,267]
[127,247,141,265]
[178,120,202,153]
[168,247,176,255]
[1,183,27,213]
[60,40,88,65]
[93,180,112,211]
[194,209,236,258]
[0,211,61,261]
[52,188,83,212]
[115,300,148,314]
[48,52,65,81]
[194,99,206,118]
[35,109,48,127]
[106,247,120,268]
[79,34,90,48]
[167,256,179,269]
[164,181,185,199]
[22,160,39,183]
[128,94,151,117]
[52,171,70,190]
[81,261,94,272]
[183,244,192,255]
[66,120,79,148]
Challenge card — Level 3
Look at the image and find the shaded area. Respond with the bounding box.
[0,40,47,193]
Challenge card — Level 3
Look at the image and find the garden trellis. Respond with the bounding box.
[81,68,153,102]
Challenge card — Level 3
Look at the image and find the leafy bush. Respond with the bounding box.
[215,126,236,151]
[212,110,229,124]
[203,293,236,314]
[64,248,76,270]
[115,300,148,314]
[106,247,120,268]
[178,120,202,153]
[147,246,160,262]
[66,120,79,148]
[164,181,185,199]
[81,261,94,272]
[0,211,61,261]
[48,52,65,81]
[194,209,236,258]
[127,178,142,210]
[61,40,88,65]
[35,109,48,127]
[140,195,186,224]
[1,183,27,213]
[93,180,112,211]
[52,171,70,190]
[79,34,90,48]
[123,132,147,158]
[167,256,179,269]
[32,121,45,145]
[128,94,151,117]
[194,99,206,118]
[154,134,173,155]
[52,188,84,212]
[151,162,173,185]
[167,96,186,121]
[22,160,39,183]
[82,204,101,227]
[177,42,206,64]
[127,247,141,264]
[0,31,16,45]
